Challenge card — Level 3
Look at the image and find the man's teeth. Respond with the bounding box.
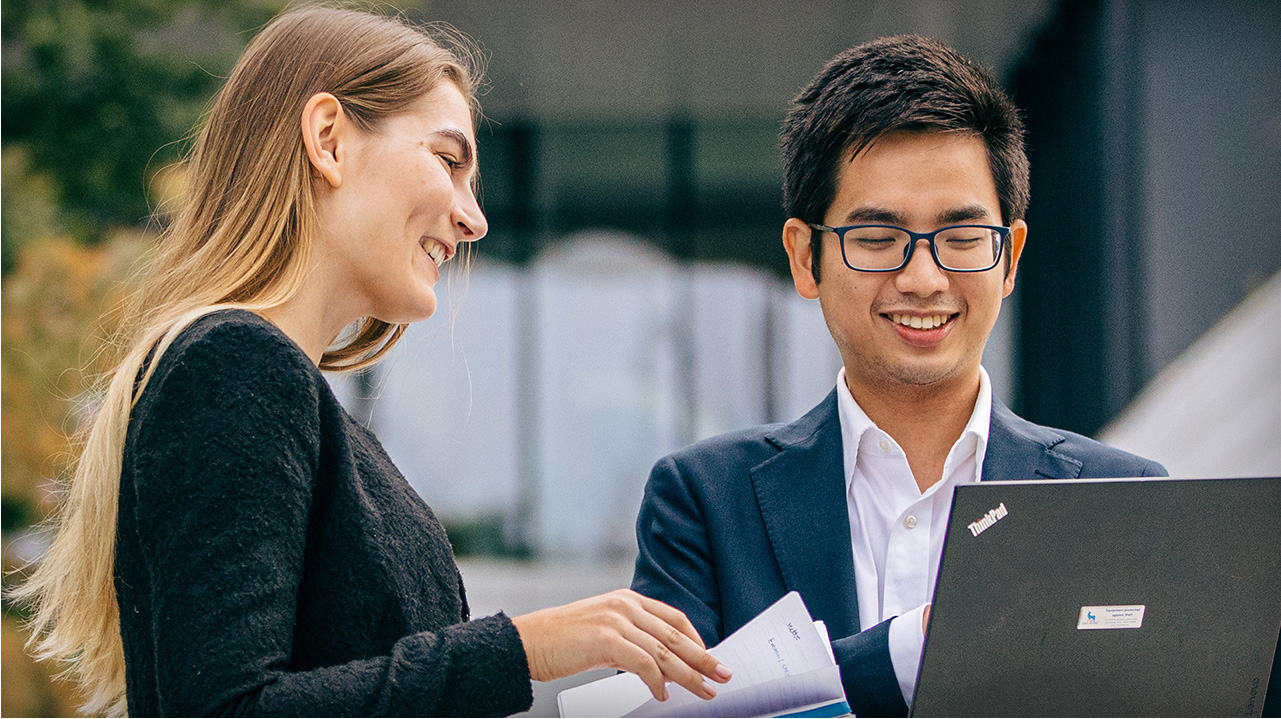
[890,313,952,330]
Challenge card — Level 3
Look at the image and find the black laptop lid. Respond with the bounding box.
[911,477,1281,717]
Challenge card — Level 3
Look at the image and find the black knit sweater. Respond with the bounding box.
[115,310,534,717]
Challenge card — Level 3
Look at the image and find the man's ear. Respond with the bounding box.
[783,218,820,300]
[1002,219,1027,298]
[301,92,347,189]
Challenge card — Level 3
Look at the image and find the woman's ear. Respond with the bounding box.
[301,92,347,189]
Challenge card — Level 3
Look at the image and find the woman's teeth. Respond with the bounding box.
[891,313,952,330]
[422,239,448,266]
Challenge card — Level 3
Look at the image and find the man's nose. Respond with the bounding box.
[894,239,949,295]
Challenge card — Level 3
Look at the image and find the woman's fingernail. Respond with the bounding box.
[703,680,717,698]
[715,663,732,680]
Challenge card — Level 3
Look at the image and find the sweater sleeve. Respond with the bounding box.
[123,318,532,717]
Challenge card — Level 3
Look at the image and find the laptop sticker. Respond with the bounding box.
[1077,604,1146,630]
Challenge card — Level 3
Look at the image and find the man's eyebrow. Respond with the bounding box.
[432,129,474,165]
[843,206,905,225]
[937,205,994,225]
[840,204,997,227]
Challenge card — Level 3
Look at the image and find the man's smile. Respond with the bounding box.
[885,312,958,331]
[878,309,961,347]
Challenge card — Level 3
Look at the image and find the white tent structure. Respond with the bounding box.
[1099,270,1281,479]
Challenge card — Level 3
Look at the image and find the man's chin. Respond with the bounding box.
[869,357,970,389]
[892,367,959,387]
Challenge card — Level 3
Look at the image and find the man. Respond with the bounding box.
[631,35,1167,716]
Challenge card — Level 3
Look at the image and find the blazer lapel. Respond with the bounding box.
[750,391,861,639]
[983,397,1084,481]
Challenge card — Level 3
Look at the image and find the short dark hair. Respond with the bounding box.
[780,35,1029,281]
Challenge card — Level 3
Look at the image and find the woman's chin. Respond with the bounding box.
[374,291,437,325]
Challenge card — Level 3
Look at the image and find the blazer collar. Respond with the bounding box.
[746,392,1083,638]
[982,397,1084,481]
[752,390,861,638]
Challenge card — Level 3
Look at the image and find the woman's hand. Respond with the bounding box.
[511,589,732,702]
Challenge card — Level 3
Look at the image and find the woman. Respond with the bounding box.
[15,7,730,716]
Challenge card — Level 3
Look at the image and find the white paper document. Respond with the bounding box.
[557,592,850,718]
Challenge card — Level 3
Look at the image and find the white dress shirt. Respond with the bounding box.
[835,366,992,706]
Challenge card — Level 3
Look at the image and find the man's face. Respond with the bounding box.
[782,131,1026,398]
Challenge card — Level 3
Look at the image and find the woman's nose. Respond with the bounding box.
[452,189,488,243]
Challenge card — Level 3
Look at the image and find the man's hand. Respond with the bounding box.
[923,603,932,633]
[511,589,733,702]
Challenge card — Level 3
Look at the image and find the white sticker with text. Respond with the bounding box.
[1077,604,1146,630]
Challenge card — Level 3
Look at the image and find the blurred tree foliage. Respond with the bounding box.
[2,0,286,713]
[1,0,284,267]
[1,232,147,717]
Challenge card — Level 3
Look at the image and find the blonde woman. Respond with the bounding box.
[15,7,731,716]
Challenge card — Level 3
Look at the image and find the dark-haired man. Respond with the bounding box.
[631,36,1166,716]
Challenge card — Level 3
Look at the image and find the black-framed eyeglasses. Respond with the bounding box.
[808,223,1011,273]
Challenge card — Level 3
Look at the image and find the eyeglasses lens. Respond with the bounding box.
[842,226,1002,271]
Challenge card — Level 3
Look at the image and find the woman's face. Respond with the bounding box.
[318,81,486,325]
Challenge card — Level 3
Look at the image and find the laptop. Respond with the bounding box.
[911,476,1281,717]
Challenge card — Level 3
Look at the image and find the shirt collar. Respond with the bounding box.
[836,366,994,489]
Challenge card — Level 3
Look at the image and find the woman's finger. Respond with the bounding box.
[511,588,731,700]
[633,592,708,649]
[608,637,669,702]
[630,605,732,684]
[618,620,718,700]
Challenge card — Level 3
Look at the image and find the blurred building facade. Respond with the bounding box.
[322,0,1281,560]
[330,236,1011,561]
[1014,0,1281,435]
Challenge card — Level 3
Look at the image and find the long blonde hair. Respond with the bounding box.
[12,7,481,715]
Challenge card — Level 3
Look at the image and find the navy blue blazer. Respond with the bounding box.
[631,389,1168,717]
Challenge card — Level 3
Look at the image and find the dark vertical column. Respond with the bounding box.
[666,117,697,262]
[762,287,779,423]
[667,116,699,445]
[1098,0,1151,418]
[1010,0,1150,436]
[508,121,540,557]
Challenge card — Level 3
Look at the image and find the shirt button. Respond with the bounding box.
[879,438,891,452]
[904,515,918,529]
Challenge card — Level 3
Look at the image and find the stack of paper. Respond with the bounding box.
[557,592,850,718]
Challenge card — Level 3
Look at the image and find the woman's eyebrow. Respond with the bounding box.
[432,129,474,165]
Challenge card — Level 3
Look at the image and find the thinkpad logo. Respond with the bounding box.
[967,502,1008,537]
